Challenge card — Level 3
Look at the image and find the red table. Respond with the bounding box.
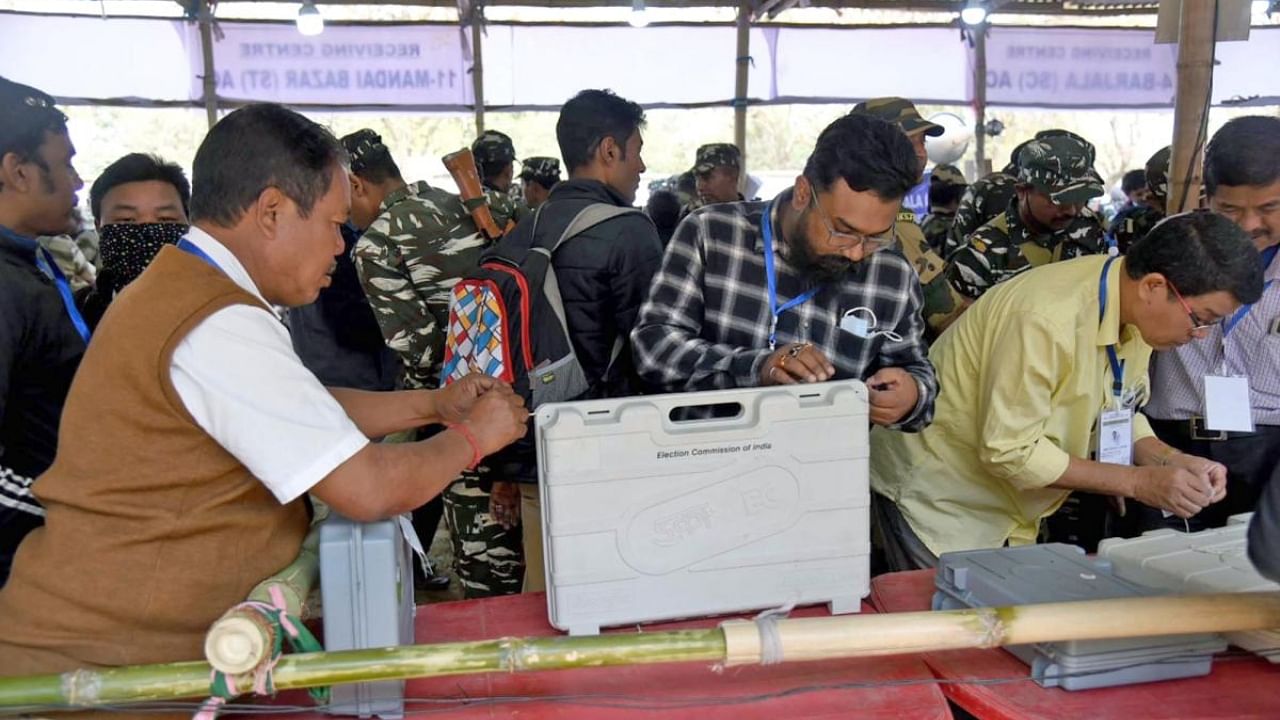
[246,592,952,719]
[870,570,1280,720]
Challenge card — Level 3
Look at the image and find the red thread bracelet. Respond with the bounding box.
[448,423,483,470]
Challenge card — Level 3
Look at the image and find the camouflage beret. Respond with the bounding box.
[850,97,943,137]
[1016,135,1105,205]
[0,75,66,148]
[930,164,967,187]
[519,156,562,186]
[471,130,516,167]
[693,143,742,173]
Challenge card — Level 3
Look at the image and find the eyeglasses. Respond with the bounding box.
[808,190,896,252]
[1167,280,1216,331]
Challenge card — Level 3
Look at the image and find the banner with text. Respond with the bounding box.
[980,27,1179,108]
[1,13,1277,110]
[197,22,470,107]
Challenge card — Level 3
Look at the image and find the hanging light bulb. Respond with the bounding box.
[629,0,650,28]
[296,0,324,37]
[960,0,988,26]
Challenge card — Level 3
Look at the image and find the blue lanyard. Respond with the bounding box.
[1223,244,1278,338]
[1099,256,1124,399]
[762,202,819,350]
[0,225,91,344]
[177,237,225,274]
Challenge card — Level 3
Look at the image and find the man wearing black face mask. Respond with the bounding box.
[79,152,191,331]
[632,113,937,431]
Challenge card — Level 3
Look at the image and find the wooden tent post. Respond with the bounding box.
[973,23,988,175]
[734,0,751,192]
[198,0,218,129]
[470,13,486,135]
[1168,0,1217,214]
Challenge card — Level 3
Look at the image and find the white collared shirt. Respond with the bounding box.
[169,227,369,504]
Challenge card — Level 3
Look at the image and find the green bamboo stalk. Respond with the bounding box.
[246,520,321,617]
[5,591,1280,716]
[0,629,725,714]
[204,517,324,675]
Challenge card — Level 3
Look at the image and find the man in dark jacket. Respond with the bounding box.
[1249,464,1280,584]
[288,223,399,392]
[490,89,663,592]
[0,77,86,585]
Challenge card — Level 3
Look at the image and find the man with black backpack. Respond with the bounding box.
[442,89,663,592]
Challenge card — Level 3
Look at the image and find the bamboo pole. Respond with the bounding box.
[204,523,322,675]
[197,0,218,129]
[0,630,725,712]
[470,13,486,136]
[1167,0,1216,215]
[733,0,751,194]
[4,592,1280,714]
[973,23,988,176]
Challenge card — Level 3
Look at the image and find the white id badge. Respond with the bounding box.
[1096,407,1134,466]
[1203,375,1255,432]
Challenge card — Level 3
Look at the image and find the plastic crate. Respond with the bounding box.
[535,381,870,635]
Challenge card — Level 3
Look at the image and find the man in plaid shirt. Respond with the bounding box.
[632,113,937,431]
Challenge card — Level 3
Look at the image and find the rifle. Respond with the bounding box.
[442,147,514,242]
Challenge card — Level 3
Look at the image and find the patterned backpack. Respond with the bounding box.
[440,203,644,410]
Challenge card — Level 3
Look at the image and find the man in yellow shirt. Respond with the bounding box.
[870,211,1263,570]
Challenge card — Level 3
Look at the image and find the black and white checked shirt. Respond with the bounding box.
[631,193,938,432]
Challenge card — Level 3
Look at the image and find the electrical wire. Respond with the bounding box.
[5,644,1277,717]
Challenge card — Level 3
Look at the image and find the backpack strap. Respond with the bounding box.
[532,203,647,378]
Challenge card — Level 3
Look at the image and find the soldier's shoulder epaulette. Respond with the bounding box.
[897,210,919,224]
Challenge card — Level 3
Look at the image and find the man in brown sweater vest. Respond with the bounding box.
[0,104,529,686]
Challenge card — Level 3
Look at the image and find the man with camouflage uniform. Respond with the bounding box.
[945,130,1099,258]
[693,143,746,205]
[472,129,530,226]
[517,156,560,210]
[1110,146,1170,254]
[920,164,967,253]
[851,98,949,287]
[343,129,523,598]
[924,134,1106,337]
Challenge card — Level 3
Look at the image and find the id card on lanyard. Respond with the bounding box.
[762,202,818,351]
[1203,244,1277,432]
[1096,256,1133,466]
[0,225,92,345]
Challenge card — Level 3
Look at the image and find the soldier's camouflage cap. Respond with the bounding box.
[471,130,516,167]
[850,97,943,137]
[1016,135,1105,205]
[0,75,65,148]
[1004,129,1098,175]
[930,164,967,187]
[693,143,742,174]
[518,156,561,186]
[340,128,390,175]
[1145,145,1171,209]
